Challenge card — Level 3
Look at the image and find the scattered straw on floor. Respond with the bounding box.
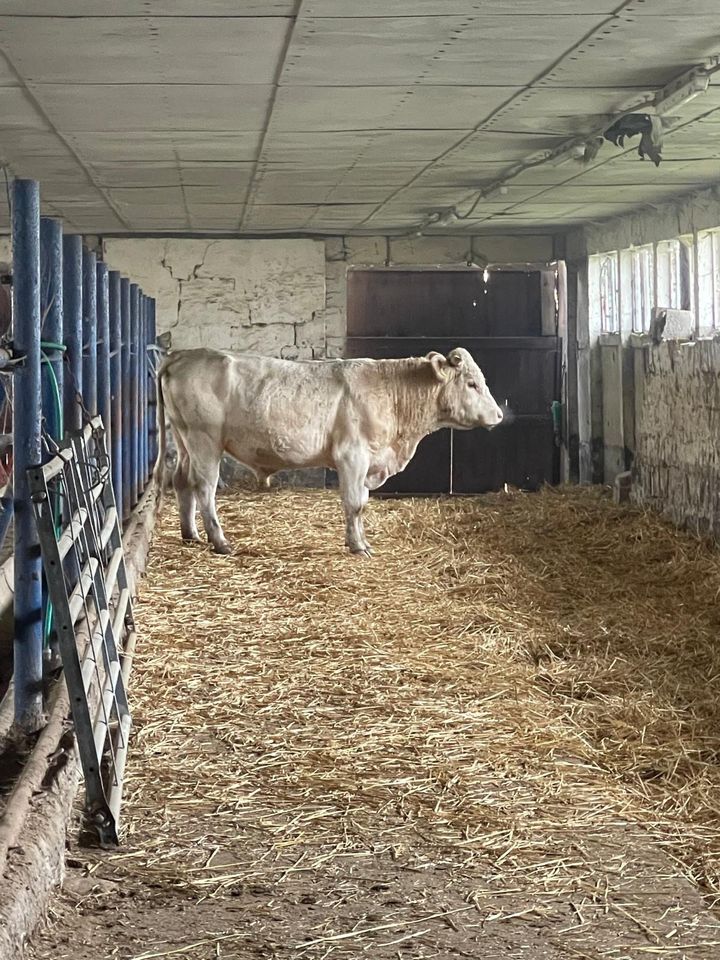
[28,486,720,959]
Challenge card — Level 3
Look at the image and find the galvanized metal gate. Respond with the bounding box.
[28,417,134,845]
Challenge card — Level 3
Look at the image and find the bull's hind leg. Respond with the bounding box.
[186,435,231,555]
[336,453,372,557]
[174,449,200,542]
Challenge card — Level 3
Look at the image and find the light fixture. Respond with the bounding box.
[548,141,586,167]
[480,184,509,200]
[655,68,710,114]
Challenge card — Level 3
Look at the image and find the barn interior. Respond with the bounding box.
[1,3,720,959]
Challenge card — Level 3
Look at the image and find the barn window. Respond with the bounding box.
[697,230,720,334]
[656,237,694,313]
[597,252,619,334]
[620,245,653,334]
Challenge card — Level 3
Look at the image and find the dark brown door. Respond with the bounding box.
[345,270,560,495]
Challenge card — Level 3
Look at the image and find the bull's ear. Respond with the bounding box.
[426,351,449,381]
[447,349,464,368]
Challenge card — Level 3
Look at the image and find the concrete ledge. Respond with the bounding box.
[0,483,158,960]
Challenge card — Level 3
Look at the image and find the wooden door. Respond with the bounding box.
[345,269,561,495]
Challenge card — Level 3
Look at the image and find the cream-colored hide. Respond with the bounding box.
[154,347,503,556]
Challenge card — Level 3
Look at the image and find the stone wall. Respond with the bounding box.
[632,338,720,537]
[102,237,329,358]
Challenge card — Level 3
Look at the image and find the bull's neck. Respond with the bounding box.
[389,371,443,443]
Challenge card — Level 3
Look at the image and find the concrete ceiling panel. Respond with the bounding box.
[305,1,617,14]
[283,17,601,87]
[536,16,720,88]
[271,85,518,132]
[0,17,289,85]
[0,2,294,13]
[34,84,271,132]
[183,185,249,204]
[0,85,49,129]
[69,131,262,163]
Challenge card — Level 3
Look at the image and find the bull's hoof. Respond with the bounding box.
[212,541,233,555]
[350,546,373,559]
[181,534,202,544]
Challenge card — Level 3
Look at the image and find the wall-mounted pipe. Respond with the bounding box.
[12,179,44,734]
[40,217,64,448]
[96,261,111,459]
[82,248,97,417]
[120,278,131,521]
[109,270,122,511]
[147,299,158,468]
[129,283,140,508]
[62,235,83,433]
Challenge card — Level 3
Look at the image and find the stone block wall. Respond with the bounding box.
[632,339,720,537]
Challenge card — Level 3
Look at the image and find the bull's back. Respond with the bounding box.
[160,349,346,467]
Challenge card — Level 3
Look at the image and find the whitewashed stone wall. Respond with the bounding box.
[103,238,328,358]
[632,339,720,537]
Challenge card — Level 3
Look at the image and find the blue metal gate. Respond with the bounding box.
[0,177,158,737]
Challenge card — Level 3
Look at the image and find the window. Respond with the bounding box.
[697,230,720,334]
[620,245,653,333]
[656,238,694,313]
[597,252,619,334]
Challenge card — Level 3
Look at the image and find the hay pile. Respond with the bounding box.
[48,487,720,958]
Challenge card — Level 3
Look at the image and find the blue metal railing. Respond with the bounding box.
[5,177,158,733]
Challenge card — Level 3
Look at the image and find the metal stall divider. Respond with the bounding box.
[12,179,44,733]
[28,418,135,845]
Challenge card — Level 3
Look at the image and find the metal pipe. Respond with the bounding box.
[39,217,64,672]
[129,283,139,507]
[40,217,64,446]
[138,295,145,488]
[82,248,97,417]
[120,278,131,521]
[109,271,122,511]
[62,235,83,432]
[96,261,111,451]
[148,299,158,467]
[141,296,148,485]
[12,179,44,733]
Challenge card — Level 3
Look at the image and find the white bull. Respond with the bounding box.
[153,347,503,556]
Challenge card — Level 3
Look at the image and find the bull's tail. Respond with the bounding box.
[152,358,169,509]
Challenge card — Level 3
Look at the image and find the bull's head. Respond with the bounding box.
[427,348,503,430]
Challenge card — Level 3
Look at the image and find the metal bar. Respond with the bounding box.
[108,712,133,828]
[0,489,13,553]
[147,299,157,467]
[13,178,44,733]
[97,261,111,450]
[109,271,122,510]
[62,234,83,433]
[40,217,64,446]
[57,506,89,562]
[120,278,131,522]
[129,284,139,507]
[40,217,65,670]
[94,660,121,761]
[138,295,146,488]
[143,298,150,484]
[82,248,97,417]
[99,507,118,552]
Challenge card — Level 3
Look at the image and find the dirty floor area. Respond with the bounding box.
[26,487,720,959]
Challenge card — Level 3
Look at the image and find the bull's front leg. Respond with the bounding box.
[336,454,372,557]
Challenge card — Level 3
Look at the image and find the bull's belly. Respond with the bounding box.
[224,436,330,474]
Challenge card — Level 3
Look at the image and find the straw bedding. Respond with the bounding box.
[27,486,720,959]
